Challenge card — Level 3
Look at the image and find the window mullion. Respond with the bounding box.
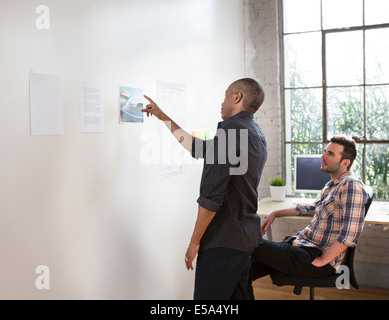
[362,28,367,182]
[322,30,327,144]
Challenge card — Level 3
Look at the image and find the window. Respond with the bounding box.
[282,0,389,199]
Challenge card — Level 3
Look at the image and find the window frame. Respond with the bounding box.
[280,0,389,196]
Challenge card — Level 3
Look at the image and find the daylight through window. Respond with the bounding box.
[282,0,389,199]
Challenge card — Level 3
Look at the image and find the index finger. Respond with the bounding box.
[144,95,155,104]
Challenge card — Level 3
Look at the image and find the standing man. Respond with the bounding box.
[248,135,368,299]
[142,78,267,300]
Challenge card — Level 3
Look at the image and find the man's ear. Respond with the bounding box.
[342,158,351,170]
[234,92,243,104]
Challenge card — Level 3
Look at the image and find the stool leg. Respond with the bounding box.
[310,287,314,300]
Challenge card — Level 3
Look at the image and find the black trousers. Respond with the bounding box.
[248,239,335,299]
[194,247,252,300]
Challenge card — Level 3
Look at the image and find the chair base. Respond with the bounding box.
[293,286,302,295]
[271,272,341,300]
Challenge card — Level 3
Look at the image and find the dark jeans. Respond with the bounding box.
[194,247,252,300]
[248,239,336,299]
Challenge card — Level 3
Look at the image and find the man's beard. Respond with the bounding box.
[320,161,341,174]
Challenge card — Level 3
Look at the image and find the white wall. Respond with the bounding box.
[0,0,244,299]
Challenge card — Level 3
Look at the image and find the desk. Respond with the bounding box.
[257,197,389,240]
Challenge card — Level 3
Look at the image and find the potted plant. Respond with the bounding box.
[269,177,286,202]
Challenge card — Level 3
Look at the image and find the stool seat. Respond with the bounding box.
[271,272,339,288]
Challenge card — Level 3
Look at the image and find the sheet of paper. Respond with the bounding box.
[157,81,187,177]
[80,77,104,132]
[119,86,144,123]
[29,72,64,135]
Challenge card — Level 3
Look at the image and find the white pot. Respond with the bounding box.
[270,185,286,202]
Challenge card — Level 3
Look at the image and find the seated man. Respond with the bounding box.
[248,134,368,299]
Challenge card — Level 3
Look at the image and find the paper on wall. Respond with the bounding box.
[80,77,104,132]
[29,72,64,135]
[119,86,144,123]
[157,81,187,177]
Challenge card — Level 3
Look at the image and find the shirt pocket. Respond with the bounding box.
[317,195,335,220]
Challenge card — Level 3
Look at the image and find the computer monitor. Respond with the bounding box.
[294,155,331,193]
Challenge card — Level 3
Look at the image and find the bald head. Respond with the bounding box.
[230,78,265,113]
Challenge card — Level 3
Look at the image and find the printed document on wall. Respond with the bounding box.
[29,72,64,135]
[157,81,188,177]
[80,77,104,132]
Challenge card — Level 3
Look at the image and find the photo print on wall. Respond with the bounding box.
[119,86,144,123]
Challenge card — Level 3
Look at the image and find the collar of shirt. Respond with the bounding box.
[325,171,353,189]
[217,111,254,129]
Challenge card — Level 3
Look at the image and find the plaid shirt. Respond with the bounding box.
[293,172,368,270]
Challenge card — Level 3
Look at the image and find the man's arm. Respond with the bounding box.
[262,199,318,235]
[312,241,348,267]
[312,181,366,268]
[185,205,216,270]
[261,208,297,235]
[143,95,194,152]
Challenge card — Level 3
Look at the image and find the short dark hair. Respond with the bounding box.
[330,134,357,170]
[230,78,265,113]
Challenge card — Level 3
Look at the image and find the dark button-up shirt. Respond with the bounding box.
[191,111,267,253]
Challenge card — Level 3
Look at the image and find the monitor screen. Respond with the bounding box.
[294,155,331,193]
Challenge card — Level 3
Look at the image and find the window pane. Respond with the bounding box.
[366,85,389,140]
[350,144,363,182]
[322,0,363,29]
[285,88,322,142]
[326,31,363,86]
[283,0,321,33]
[284,33,322,88]
[366,144,389,199]
[365,0,389,25]
[327,87,363,139]
[366,28,389,84]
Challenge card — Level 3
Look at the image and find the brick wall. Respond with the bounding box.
[244,0,389,289]
[354,223,389,287]
[244,0,282,200]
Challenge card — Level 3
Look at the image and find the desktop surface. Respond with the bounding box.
[257,196,389,225]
